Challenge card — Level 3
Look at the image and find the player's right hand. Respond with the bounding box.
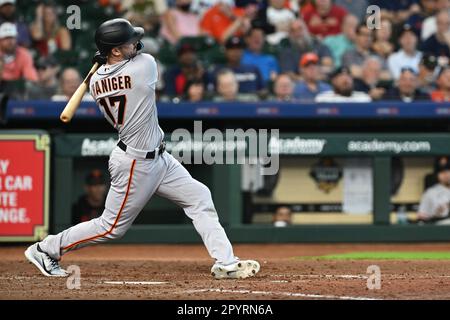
[92,51,107,65]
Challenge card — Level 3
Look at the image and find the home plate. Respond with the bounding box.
[104,281,168,285]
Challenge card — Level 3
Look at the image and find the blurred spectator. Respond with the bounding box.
[293,52,331,102]
[417,157,450,224]
[418,53,438,93]
[354,57,388,101]
[183,79,207,101]
[200,0,257,43]
[386,68,429,102]
[315,66,372,102]
[30,3,71,57]
[341,24,374,80]
[241,26,279,83]
[387,24,422,80]
[213,68,258,101]
[421,0,450,40]
[273,206,292,227]
[421,10,450,62]
[164,43,207,96]
[125,0,167,36]
[265,0,296,44]
[371,0,421,24]
[372,19,394,60]
[191,0,220,17]
[0,22,37,87]
[72,170,107,224]
[279,19,333,80]
[52,68,93,102]
[271,73,294,101]
[323,14,358,68]
[160,0,201,44]
[212,36,265,95]
[406,0,438,37]
[334,0,368,21]
[0,0,31,47]
[25,55,59,100]
[431,66,450,101]
[301,0,348,38]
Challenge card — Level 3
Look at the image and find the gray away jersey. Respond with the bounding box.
[89,53,164,151]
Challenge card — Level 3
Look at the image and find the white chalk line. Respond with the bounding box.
[103,281,168,285]
[181,288,380,300]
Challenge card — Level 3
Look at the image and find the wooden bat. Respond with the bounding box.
[60,62,100,123]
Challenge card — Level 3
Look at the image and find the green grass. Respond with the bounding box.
[297,251,450,260]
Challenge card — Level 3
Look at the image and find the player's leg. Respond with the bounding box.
[156,152,260,278]
[25,148,165,276]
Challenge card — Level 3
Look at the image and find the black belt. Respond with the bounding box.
[117,140,166,159]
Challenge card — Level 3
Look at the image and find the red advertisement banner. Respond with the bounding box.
[0,135,49,241]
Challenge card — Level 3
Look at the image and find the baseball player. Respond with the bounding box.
[25,19,260,280]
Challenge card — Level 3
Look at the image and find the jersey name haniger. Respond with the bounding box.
[91,75,132,95]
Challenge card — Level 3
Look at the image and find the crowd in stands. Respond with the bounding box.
[1,0,450,103]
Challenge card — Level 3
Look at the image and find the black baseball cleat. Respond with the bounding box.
[24,243,68,277]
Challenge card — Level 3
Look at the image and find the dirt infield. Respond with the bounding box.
[1,243,450,300]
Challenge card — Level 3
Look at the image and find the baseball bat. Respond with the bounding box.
[60,62,100,123]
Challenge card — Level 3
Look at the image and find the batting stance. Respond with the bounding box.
[25,19,260,280]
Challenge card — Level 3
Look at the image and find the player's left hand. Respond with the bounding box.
[92,51,107,65]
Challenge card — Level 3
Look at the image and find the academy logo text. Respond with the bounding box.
[347,140,431,153]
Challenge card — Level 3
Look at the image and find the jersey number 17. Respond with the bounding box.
[99,95,127,125]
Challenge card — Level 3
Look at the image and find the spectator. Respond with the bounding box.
[159,0,201,44]
[273,206,292,227]
[30,3,71,57]
[293,52,331,102]
[265,0,296,44]
[213,68,258,101]
[164,43,207,96]
[200,0,257,43]
[212,36,265,95]
[354,57,388,101]
[26,55,59,100]
[241,26,279,83]
[315,66,372,102]
[52,68,93,102]
[271,73,294,101]
[341,23,374,80]
[406,0,438,37]
[421,10,450,63]
[323,14,358,68]
[125,0,167,36]
[421,0,450,40]
[387,24,422,80]
[418,53,439,93]
[372,19,394,60]
[431,66,450,101]
[279,19,333,80]
[385,68,430,102]
[301,0,348,38]
[334,0,368,21]
[184,79,207,102]
[0,0,31,47]
[370,0,421,24]
[417,157,450,225]
[0,22,37,93]
[72,170,107,224]
[192,0,220,17]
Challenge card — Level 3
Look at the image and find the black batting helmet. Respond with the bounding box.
[95,18,144,55]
